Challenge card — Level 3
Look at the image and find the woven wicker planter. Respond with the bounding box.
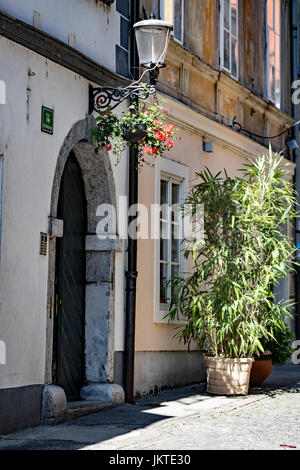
[204,357,254,396]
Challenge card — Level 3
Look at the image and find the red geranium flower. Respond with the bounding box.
[167,140,174,149]
[163,124,175,137]
[154,130,167,143]
[106,144,112,151]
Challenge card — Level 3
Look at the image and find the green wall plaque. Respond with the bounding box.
[41,106,54,135]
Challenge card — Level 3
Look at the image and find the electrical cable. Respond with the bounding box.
[158,80,298,144]
[231,116,300,140]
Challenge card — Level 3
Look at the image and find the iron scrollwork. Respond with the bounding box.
[89,83,156,114]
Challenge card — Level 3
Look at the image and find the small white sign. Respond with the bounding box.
[0,340,6,364]
[48,218,64,238]
[0,81,5,105]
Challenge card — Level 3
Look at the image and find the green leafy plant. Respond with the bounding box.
[254,324,296,365]
[166,149,297,359]
[91,96,180,164]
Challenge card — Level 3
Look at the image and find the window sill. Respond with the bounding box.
[171,36,184,46]
[155,305,187,325]
[220,67,238,82]
[266,96,281,111]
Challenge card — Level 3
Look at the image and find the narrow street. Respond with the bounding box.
[1,1,300,447]
[0,365,299,451]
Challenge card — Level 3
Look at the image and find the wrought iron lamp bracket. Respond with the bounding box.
[89,83,156,114]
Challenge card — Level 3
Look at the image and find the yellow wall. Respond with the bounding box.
[134,94,278,352]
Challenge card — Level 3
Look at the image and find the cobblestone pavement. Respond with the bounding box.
[83,383,300,450]
[0,374,300,450]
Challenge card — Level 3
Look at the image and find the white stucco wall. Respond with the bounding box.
[0,36,127,389]
[0,0,120,72]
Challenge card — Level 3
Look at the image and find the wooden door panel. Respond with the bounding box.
[53,152,86,401]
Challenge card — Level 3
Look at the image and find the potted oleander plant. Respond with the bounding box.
[166,150,297,395]
[250,324,296,387]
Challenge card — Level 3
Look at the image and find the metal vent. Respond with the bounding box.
[40,233,48,256]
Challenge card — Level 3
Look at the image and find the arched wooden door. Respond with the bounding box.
[52,152,87,401]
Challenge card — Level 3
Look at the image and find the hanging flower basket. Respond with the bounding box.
[122,123,147,143]
[90,89,181,164]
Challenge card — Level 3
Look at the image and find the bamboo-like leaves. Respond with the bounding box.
[165,152,297,358]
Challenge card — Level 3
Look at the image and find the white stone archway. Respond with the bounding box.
[43,117,124,422]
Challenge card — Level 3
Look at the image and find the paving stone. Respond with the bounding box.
[0,365,299,450]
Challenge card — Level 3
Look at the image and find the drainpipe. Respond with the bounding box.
[291,0,300,340]
[123,0,140,403]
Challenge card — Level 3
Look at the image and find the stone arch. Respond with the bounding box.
[44,116,122,406]
[49,116,116,230]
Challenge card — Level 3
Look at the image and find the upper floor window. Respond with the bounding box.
[160,0,184,44]
[267,0,281,108]
[173,0,184,44]
[220,0,238,79]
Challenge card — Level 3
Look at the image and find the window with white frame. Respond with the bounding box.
[160,0,184,44]
[160,175,182,306]
[220,0,238,79]
[154,157,189,323]
[266,0,281,108]
[173,0,184,44]
[0,157,3,265]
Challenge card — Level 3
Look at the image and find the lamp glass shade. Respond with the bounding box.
[133,20,173,69]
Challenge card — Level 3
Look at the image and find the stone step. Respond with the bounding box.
[65,400,113,421]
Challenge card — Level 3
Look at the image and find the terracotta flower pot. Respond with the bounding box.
[122,124,146,143]
[204,357,254,396]
[249,359,274,387]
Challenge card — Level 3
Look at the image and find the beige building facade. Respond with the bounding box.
[134,0,296,395]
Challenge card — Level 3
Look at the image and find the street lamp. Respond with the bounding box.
[88,18,173,113]
[133,19,173,70]
[89,13,173,405]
